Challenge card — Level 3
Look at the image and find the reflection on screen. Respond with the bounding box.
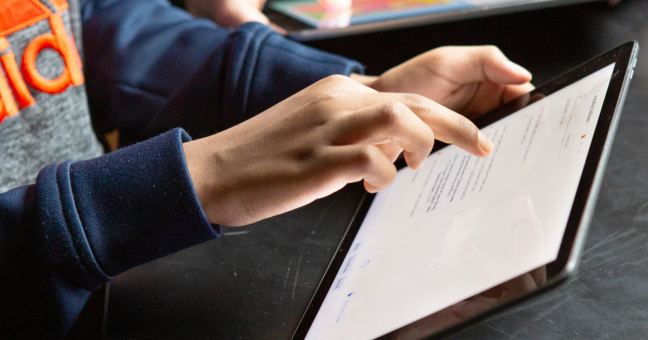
[305,63,616,340]
[271,0,540,29]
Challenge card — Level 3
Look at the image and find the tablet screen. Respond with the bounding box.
[304,62,616,340]
[270,0,551,29]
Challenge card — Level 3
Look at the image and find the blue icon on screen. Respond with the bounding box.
[348,292,353,297]
[361,260,370,267]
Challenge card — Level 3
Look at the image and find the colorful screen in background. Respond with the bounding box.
[270,0,523,28]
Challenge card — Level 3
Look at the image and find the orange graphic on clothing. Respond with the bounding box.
[0,0,83,124]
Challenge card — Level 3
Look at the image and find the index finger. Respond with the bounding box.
[364,93,494,157]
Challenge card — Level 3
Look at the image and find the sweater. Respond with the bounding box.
[0,0,364,338]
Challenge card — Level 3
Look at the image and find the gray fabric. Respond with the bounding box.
[0,0,103,193]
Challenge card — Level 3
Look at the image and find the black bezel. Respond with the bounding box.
[292,41,638,340]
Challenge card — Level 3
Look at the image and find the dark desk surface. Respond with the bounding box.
[104,1,648,339]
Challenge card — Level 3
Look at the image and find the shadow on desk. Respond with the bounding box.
[65,285,105,340]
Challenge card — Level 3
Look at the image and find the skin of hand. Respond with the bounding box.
[182,75,494,226]
[184,0,269,27]
[451,266,547,319]
[183,0,349,29]
[350,46,535,121]
[182,0,620,29]
[317,0,351,11]
[388,267,546,340]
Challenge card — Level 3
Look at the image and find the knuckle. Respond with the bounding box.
[422,129,435,149]
[431,46,457,62]
[485,45,504,57]
[428,47,449,62]
[376,102,403,126]
[355,145,377,171]
[321,74,349,85]
[402,93,429,111]
[404,93,435,119]
[452,114,473,139]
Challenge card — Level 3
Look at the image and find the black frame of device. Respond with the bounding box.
[264,0,604,41]
[291,41,639,340]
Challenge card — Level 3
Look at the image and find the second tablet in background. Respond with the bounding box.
[266,0,605,40]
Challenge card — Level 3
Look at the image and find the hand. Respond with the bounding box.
[388,267,546,340]
[351,46,534,121]
[389,266,547,340]
[184,0,269,28]
[183,0,354,29]
[182,75,493,226]
[451,266,547,319]
[317,0,352,11]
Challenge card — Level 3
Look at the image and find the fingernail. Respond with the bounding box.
[508,61,532,79]
[479,131,494,155]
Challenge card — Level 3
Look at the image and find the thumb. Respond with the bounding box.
[478,46,532,84]
[438,46,532,85]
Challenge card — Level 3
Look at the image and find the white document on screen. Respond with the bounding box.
[305,63,616,340]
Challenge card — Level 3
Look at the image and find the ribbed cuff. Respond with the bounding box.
[37,128,218,288]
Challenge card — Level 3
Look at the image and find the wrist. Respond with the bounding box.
[182,136,223,224]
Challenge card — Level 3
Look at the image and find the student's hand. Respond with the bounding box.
[388,266,546,339]
[451,266,546,319]
[182,75,493,226]
[183,0,354,29]
[351,46,534,121]
[317,0,352,11]
[184,0,269,28]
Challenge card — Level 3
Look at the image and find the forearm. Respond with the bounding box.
[144,21,365,139]
[81,0,232,136]
[81,0,364,141]
[0,128,216,338]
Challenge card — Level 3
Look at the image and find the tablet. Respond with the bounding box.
[292,41,639,340]
[265,0,604,41]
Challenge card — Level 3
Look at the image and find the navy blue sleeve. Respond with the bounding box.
[81,0,364,139]
[0,128,217,338]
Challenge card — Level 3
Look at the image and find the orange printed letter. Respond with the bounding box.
[0,38,34,109]
[21,13,84,94]
[0,38,19,123]
[0,70,19,124]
